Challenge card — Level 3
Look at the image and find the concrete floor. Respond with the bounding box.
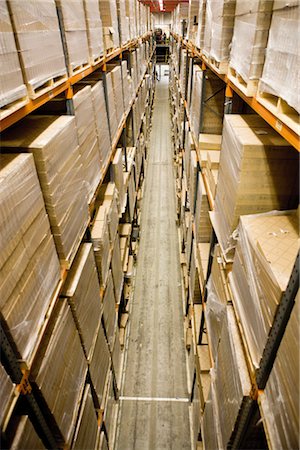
[116,73,191,450]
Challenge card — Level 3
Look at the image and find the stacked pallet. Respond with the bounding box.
[99,0,120,51]
[0,0,27,114]
[73,85,102,202]
[111,148,127,214]
[83,0,105,65]
[213,114,299,259]
[56,0,90,76]
[0,154,61,362]
[1,116,90,266]
[8,0,67,95]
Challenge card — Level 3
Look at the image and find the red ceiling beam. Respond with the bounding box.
[139,0,189,13]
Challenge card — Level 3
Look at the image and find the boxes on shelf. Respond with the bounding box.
[197,243,210,292]
[72,384,99,450]
[213,114,299,260]
[103,70,118,141]
[61,244,102,361]
[257,1,300,134]
[0,154,61,362]
[10,416,45,449]
[198,133,222,168]
[111,148,126,214]
[91,205,111,289]
[195,0,207,49]
[99,0,120,50]
[117,0,130,45]
[189,242,202,305]
[229,0,273,96]
[7,0,67,97]
[202,388,220,450]
[56,0,90,76]
[83,0,104,65]
[111,235,124,305]
[229,209,299,370]
[187,0,200,43]
[194,176,212,243]
[32,300,87,444]
[1,115,90,265]
[203,0,236,72]
[0,0,27,113]
[73,85,102,202]
[259,290,299,450]
[102,272,117,351]
[112,326,122,389]
[88,322,111,411]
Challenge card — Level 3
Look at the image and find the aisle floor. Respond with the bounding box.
[116,72,191,449]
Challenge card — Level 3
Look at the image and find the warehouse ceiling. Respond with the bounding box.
[140,0,189,13]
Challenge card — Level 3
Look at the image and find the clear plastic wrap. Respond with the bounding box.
[99,0,120,49]
[72,385,99,450]
[1,115,89,264]
[0,0,27,108]
[213,114,299,259]
[111,235,124,305]
[56,0,89,73]
[89,321,111,407]
[0,154,61,362]
[230,209,299,369]
[62,243,102,360]
[34,300,87,444]
[259,2,300,113]
[84,0,104,64]
[8,0,67,94]
[102,271,117,350]
[261,291,299,449]
[230,0,273,83]
[11,416,45,449]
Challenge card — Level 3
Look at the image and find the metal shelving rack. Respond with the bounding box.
[0,29,156,448]
[169,30,299,449]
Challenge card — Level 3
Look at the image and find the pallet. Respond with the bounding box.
[27,74,68,100]
[68,62,90,78]
[204,55,228,75]
[256,88,300,136]
[0,95,29,121]
[228,66,258,97]
[90,54,105,67]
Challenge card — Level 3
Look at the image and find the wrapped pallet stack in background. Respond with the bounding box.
[83,0,105,65]
[99,0,120,51]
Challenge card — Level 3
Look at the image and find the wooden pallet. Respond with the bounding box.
[204,55,228,75]
[68,62,90,78]
[0,95,28,121]
[28,73,68,100]
[256,87,300,136]
[90,54,105,67]
[228,66,258,97]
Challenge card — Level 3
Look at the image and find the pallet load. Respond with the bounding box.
[91,205,111,290]
[10,416,45,449]
[104,70,118,141]
[106,64,125,129]
[111,148,127,214]
[260,291,299,449]
[32,300,87,445]
[194,176,212,243]
[188,0,200,44]
[72,385,99,450]
[102,272,117,350]
[125,0,136,40]
[212,115,299,259]
[0,154,61,362]
[203,0,236,73]
[56,0,90,77]
[7,0,67,97]
[99,0,120,51]
[229,209,299,370]
[257,1,300,134]
[0,0,27,117]
[195,0,207,49]
[228,0,273,96]
[111,236,124,305]
[83,0,105,65]
[117,0,130,45]
[73,85,102,202]
[1,116,90,266]
[61,244,102,361]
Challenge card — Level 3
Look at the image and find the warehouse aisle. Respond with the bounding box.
[116,71,191,449]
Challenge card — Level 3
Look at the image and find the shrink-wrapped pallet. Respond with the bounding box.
[0,364,14,426]
[196,0,207,49]
[99,182,120,242]
[204,306,251,449]
[111,236,124,305]
[89,322,111,408]
[99,0,120,50]
[229,0,273,95]
[188,0,200,43]
[0,154,61,362]
[213,115,299,259]
[0,0,27,111]
[56,0,90,76]
[33,300,87,444]
[90,80,111,166]
[1,116,89,265]
[91,205,111,288]
[62,244,102,360]
[258,1,300,115]
[117,0,130,45]
[230,210,299,369]
[202,388,220,450]
[103,272,117,350]
[83,0,104,65]
[72,385,99,450]
[73,85,102,202]
[197,243,210,291]
[112,326,122,388]
[203,0,236,70]
[194,176,212,243]
[260,291,299,450]
[189,242,201,304]
[106,64,125,126]
[11,416,45,449]
[103,371,118,446]
[111,148,126,214]
[121,60,131,112]
[7,0,67,97]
